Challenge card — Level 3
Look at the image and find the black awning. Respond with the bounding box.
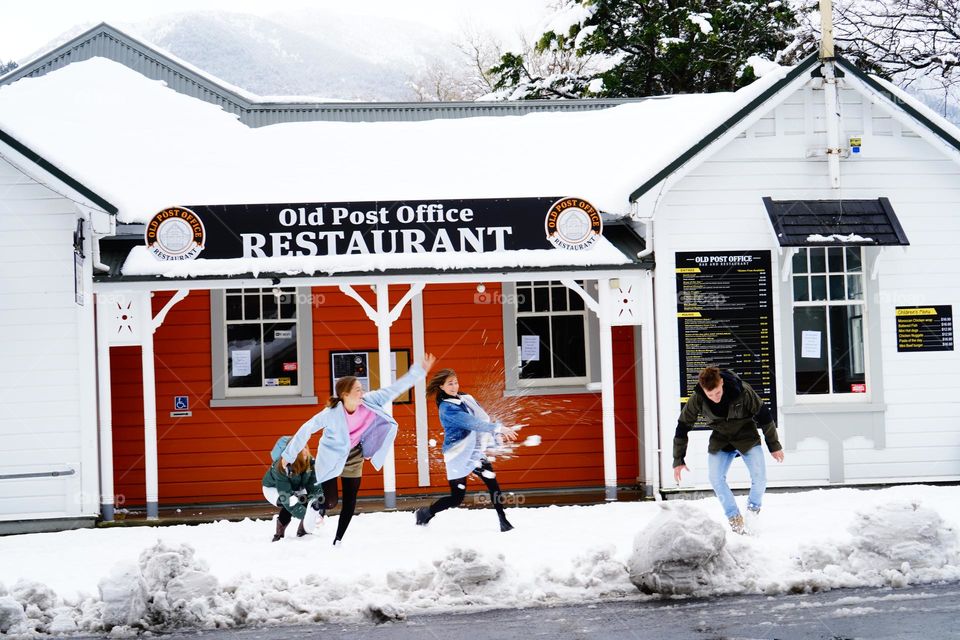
[762,197,909,247]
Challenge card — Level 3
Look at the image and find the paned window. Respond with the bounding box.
[791,247,867,396]
[224,287,301,396]
[515,280,589,384]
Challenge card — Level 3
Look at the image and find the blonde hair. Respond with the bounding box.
[275,445,311,475]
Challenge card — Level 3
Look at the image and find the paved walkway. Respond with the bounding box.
[101,487,650,528]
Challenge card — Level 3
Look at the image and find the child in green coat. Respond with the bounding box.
[261,437,324,541]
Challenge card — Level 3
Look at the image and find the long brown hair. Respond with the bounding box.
[426,368,457,397]
[274,444,311,475]
[327,376,359,408]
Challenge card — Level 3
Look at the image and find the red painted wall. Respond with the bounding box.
[110,283,640,507]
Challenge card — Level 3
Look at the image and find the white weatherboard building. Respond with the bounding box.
[0,24,957,533]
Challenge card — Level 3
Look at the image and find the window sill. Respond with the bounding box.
[781,402,886,414]
[504,385,598,397]
[210,396,319,408]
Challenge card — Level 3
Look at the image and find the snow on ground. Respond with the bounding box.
[1,484,959,636]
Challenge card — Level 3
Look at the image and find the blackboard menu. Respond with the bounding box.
[676,251,777,422]
[896,306,954,352]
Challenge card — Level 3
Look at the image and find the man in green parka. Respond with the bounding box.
[673,366,784,534]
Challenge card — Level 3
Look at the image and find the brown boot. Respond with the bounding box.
[272,517,289,542]
[296,520,307,537]
[728,514,745,535]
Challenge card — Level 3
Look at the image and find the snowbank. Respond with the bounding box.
[0,485,959,636]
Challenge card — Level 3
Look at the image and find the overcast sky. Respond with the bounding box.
[1,0,554,63]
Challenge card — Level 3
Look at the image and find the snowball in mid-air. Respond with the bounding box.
[523,435,542,447]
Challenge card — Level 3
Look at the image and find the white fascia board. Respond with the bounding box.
[0,139,113,217]
[92,267,645,293]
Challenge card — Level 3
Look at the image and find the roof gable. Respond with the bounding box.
[628,53,960,203]
[628,52,820,202]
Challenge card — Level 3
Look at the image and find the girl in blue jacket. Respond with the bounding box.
[280,353,436,544]
[416,368,518,532]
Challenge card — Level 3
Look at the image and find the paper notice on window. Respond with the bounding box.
[521,335,540,361]
[801,331,822,359]
[231,350,251,376]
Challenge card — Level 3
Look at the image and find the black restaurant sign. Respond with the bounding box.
[676,251,777,425]
[144,197,603,261]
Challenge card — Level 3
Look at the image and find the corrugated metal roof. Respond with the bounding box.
[1,22,647,127]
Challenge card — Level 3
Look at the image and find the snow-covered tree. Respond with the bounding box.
[489,0,802,100]
[797,0,960,118]
[408,27,506,101]
[0,60,17,75]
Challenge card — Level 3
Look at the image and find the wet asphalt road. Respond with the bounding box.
[87,581,960,639]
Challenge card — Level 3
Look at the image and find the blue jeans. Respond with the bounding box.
[707,445,766,519]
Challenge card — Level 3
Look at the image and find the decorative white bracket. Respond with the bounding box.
[339,283,425,327]
[152,290,189,332]
[560,278,600,315]
[780,247,799,282]
[870,248,884,281]
[562,277,644,326]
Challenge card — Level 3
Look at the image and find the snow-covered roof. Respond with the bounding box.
[0,55,800,279]
[0,57,801,223]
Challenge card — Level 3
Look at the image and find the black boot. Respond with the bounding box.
[296,520,307,537]
[415,506,433,526]
[272,517,288,542]
[499,518,514,532]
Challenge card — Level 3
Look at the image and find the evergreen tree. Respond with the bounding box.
[490,0,801,99]
[0,60,17,75]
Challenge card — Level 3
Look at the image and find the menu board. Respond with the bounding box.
[676,251,777,423]
[896,306,954,352]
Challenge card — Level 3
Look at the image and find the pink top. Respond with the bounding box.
[345,404,377,448]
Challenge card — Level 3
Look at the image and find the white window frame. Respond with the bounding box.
[502,280,599,395]
[210,287,317,407]
[790,247,871,403]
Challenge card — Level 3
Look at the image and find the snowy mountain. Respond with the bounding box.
[132,10,462,101]
[20,10,465,102]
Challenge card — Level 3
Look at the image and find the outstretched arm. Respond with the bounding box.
[362,353,436,408]
[439,402,508,436]
[281,410,329,466]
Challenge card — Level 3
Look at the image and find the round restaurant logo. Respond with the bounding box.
[545,197,602,250]
[145,207,205,261]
